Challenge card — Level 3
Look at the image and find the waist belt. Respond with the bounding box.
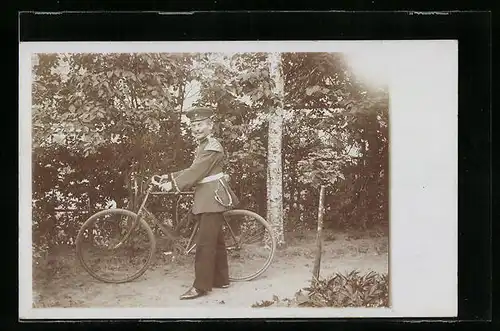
[198,172,225,184]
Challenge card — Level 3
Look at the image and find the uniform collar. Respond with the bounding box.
[198,134,212,146]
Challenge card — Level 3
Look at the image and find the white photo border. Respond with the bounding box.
[19,40,458,319]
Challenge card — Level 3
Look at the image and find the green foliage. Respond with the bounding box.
[305,270,389,307]
[32,52,197,250]
[281,53,388,231]
[252,270,389,308]
[31,51,389,259]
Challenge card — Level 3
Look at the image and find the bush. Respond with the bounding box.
[252,270,389,308]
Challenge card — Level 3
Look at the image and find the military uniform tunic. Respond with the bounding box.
[170,135,239,214]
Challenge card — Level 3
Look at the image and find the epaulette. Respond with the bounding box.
[204,137,224,152]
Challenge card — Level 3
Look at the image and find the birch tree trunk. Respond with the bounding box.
[312,185,326,282]
[267,52,285,246]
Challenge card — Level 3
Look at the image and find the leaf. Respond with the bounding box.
[256,90,263,101]
[305,85,321,96]
[294,290,309,305]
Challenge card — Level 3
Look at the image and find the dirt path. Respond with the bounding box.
[34,233,388,308]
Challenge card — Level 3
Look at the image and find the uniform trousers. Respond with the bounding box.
[193,212,229,291]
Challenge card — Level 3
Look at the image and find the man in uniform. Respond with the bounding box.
[158,107,239,300]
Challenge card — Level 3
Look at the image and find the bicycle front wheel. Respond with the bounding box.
[76,208,156,284]
[222,209,276,281]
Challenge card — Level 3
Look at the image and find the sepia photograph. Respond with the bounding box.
[19,41,457,319]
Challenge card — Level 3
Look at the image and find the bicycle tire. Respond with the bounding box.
[76,208,156,284]
[223,209,276,282]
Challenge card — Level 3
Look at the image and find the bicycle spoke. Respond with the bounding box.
[76,209,155,283]
[222,210,276,281]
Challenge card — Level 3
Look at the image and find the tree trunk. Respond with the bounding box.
[288,162,301,229]
[124,168,133,210]
[292,186,301,229]
[312,185,326,282]
[173,83,185,161]
[266,52,285,246]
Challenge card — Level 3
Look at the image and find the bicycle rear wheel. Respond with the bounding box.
[76,208,156,283]
[222,209,276,281]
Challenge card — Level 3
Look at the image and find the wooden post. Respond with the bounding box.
[312,184,326,282]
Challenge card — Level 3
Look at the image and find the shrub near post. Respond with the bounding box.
[312,184,326,282]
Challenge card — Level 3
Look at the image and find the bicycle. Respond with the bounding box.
[75,175,276,284]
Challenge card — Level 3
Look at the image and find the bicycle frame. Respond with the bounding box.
[115,177,243,256]
[115,182,198,255]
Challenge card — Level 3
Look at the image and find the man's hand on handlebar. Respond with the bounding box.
[159,181,172,192]
[151,175,173,192]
